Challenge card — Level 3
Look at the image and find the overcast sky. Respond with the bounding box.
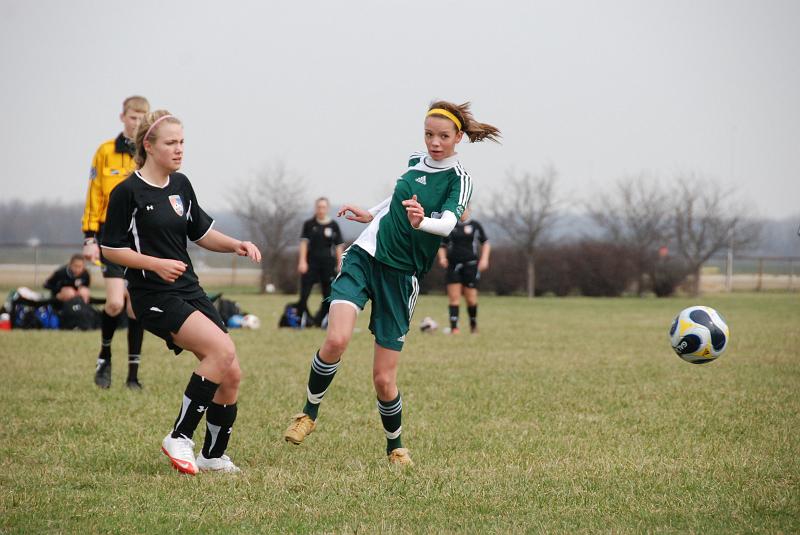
[1,0,798,221]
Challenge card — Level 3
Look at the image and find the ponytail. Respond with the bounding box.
[427,101,501,143]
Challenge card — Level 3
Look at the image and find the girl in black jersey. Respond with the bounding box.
[102,110,261,475]
[437,208,490,333]
[297,197,344,326]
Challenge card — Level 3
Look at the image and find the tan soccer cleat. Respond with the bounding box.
[284,413,316,445]
[388,448,414,466]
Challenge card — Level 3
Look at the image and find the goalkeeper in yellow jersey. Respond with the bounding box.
[81,95,149,390]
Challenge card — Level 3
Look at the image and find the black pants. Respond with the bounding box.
[298,259,336,325]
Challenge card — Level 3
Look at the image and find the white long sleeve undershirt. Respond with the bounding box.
[415,210,457,237]
[368,196,392,216]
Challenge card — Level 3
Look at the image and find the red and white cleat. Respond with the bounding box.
[162,434,198,475]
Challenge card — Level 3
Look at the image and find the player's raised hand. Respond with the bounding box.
[153,258,187,283]
[402,195,425,229]
[338,204,373,223]
[235,240,262,263]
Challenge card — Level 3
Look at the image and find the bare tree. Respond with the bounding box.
[672,174,761,295]
[230,162,307,292]
[484,166,559,297]
[588,175,672,295]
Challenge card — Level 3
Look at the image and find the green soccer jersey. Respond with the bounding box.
[353,152,473,275]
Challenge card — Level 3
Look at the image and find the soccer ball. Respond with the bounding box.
[669,306,730,364]
[242,314,261,329]
[419,316,438,333]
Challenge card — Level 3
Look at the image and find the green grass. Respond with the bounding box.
[1,292,798,533]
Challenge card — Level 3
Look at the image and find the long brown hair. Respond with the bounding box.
[134,110,182,168]
[427,101,501,143]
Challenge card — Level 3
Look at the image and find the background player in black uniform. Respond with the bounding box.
[297,197,344,326]
[102,110,261,475]
[44,254,91,304]
[438,208,490,333]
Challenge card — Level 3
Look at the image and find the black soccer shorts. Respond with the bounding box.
[130,291,227,355]
[445,259,480,289]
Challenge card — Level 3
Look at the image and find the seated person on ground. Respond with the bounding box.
[44,254,91,304]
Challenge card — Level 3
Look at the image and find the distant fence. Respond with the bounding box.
[703,254,800,292]
[0,243,798,293]
[0,243,261,289]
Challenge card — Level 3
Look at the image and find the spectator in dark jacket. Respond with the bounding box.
[45,254,91,304]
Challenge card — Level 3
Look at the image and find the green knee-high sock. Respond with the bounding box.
[377,392,403,454]
[302,350,340,420]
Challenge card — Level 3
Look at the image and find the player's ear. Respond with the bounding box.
[455,131,464,144]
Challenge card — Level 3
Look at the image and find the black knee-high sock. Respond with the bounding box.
[302,350,340,420]
[99,311,119,359]
[126,318,144,381]
[468,305,478,329]
[202,402,238,458]
[171,373,220,440]
[378,392,403,454]
[449,305,459,329]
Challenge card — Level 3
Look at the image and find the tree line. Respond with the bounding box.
[233,164,767,297]
[2,164,794,297]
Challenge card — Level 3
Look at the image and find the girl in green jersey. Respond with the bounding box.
[284,101,500,465]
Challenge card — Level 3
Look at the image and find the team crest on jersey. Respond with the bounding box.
[324,227,333,238]
[168,195,184,216]
[464,225,473,234]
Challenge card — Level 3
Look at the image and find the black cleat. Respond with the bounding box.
[94,359,111,389]
[125,379,143,390]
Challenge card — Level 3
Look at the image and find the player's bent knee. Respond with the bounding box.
[372,371,395,396]
[323,332,351,357]
[222,363,242,391]
[105,299,125,316]
[215,340,237,370]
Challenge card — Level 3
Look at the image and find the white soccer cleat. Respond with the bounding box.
[161,434,198,475]
[196,453,241,473]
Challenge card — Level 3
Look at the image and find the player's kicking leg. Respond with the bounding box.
[284,301,358,444]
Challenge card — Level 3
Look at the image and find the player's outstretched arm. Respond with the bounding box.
[102,247,187,283]
[196,229,261,263]
[338,204,373,224]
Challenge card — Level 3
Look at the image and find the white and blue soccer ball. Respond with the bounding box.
[242,314,261,330]
[419,316,438,333]
[669,306,730,364]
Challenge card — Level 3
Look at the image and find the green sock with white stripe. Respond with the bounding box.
[378,392,403,454]
[303,350,340,421]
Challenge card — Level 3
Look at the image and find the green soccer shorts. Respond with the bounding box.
[330,245,420,351]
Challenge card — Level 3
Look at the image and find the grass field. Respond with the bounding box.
[1,292,798,533]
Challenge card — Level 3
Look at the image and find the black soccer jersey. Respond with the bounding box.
[441,219,488,263]
[101,171,214,297]
[301,218,343,262]
[44,265,90,293]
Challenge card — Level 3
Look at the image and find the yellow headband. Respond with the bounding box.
[426,108,462,131]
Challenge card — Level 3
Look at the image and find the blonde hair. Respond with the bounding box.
[134,110,182,167]
[123,95,150,114]
[427,101,501,143]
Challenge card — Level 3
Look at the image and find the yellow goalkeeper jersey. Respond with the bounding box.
[81,133,137,236]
